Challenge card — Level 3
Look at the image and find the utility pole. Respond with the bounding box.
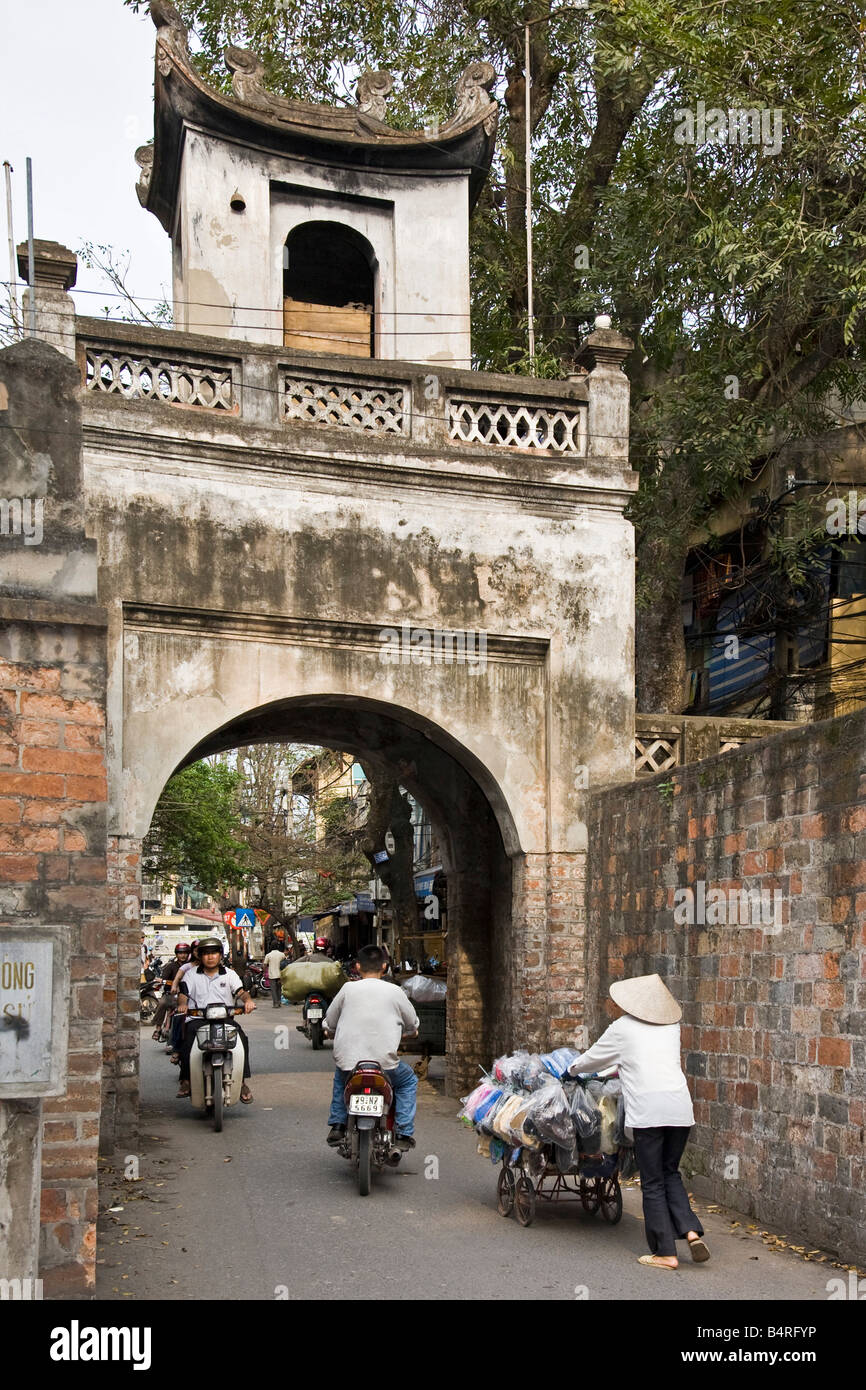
[3,161,21,335]
[524,22,536,372]
[25,157,35,336]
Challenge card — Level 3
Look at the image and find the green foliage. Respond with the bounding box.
[143,760,248,895]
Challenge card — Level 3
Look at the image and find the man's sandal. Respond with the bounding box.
[687,1237,711,1262]
[638,1255,678,1269]
[176,1081,190,1098]
[240,1085,253,1104]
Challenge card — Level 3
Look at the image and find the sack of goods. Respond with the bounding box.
[459,1047,633,1168]
[401,975,447,1004]
[279,958,345,1002]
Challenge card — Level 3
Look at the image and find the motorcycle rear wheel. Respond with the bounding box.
[310,1020,323,1050]
[358,1128,372,1196]
[212,1073,223,1132]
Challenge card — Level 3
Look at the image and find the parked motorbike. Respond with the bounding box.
[244,960,269,999]
[186,1004,246,1131]
[337,1060,402,1195]
[139,960,164,1023]
[299,991,328,1049]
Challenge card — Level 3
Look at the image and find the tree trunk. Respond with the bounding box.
[361,775,418,953]
[634,534,689,713]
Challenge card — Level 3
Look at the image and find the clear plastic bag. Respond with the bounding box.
[524,1080,574,1146]
[402,975,447,1003]
[522,1055,550,1091]
[478,1091,507,1136]
[598,1093,619,1154]
[458,1081,494,1126]
[570,1083,602,1139]
[491,1050,531,1087]
[492,1093,528,1145]
[540,1047,580,1080]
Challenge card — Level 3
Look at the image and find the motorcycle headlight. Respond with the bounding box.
[205,1004,228,1020]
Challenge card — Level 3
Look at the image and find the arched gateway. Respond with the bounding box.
[0,3,636,1292]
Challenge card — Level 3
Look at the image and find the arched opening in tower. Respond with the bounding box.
[283,222,376,358]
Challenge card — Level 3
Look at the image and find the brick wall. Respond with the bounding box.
[0,622,108,1294]
[587,708,866,1265]
[103,837,142,1149]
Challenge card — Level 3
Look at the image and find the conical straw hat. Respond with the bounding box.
[609,973,681,1025]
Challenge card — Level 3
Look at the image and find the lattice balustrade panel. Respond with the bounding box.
[284,376,408,434]
[84,350,235,410]
[634,735,680,775]
[448,397,585,453]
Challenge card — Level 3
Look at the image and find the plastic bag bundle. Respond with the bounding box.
[478,1091,508,1136]
[522,1055,550,1091]
[492,1050,531,1086]
[540,1047,580,1080]
[509,1095,543,1151]
[523,1081,574,1147]
[459,1081,495,1126]
[402,975,447,1003]
[492,1093,529,1145]
[279,958,345,1002]
[570,1083,602,1140]
[473,1086,504,1128]
[598,1093,619,1154]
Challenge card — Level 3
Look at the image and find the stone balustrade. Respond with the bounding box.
[634,712,794,777]
[77,318,593,457]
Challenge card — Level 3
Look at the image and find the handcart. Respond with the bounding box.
[495,1144,625,1228]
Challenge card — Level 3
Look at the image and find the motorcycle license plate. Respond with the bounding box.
[307,1008,323,1020]
[349,1094,384,1116]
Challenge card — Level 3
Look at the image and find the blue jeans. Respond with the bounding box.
[329,1062,417,1136]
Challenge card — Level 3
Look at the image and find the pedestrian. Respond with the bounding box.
[565,973,710,1270]
[263,941,288,1007]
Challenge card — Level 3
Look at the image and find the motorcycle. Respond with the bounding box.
[337,1060,402,1195]
[299,991,328,1049]
[186,1004,246,1131]
[139,960,164,1023]
[244,960,269,999]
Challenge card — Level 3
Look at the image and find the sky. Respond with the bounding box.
[1,0,171,318]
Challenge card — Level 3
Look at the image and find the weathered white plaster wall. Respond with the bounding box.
[173,129,471,364]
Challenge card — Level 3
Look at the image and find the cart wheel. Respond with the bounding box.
[514,1174,536,1227]
[497,1166,515,1218]
[599,1177,623,1224]
[579,1178,600,1214]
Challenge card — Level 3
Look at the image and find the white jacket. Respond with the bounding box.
[570,1015,695,1129]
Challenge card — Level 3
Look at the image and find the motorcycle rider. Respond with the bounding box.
[175,938,256,1103]
[324,944,419,1150]
[150,942,192,1040]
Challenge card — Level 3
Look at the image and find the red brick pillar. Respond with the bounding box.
[546,851,587,1047]
[103,837,143,1149]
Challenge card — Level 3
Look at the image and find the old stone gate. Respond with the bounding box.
[0,5,636,1290]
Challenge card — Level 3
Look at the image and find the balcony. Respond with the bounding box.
[76,317,591,459]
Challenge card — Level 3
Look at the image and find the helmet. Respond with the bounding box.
[197,936,224,956]
[315,936,330,951]
[174,942,191,955]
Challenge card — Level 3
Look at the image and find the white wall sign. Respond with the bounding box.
[0,926,70,1097]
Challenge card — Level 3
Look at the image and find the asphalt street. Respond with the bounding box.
[93,1007,846,1302]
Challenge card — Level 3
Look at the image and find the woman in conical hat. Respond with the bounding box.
[566,973,710,1270]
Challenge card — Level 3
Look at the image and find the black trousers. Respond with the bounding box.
[270,978,282,1007]
[632,1126,704,1256]
[179,1017,251,1082]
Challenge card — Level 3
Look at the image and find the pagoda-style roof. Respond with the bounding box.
[139,0,499,233]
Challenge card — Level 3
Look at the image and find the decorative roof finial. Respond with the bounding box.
[356,71,394,123]
[134,144,154,206]
[443,61,497,134]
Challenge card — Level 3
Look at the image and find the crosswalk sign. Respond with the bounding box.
[235,907,256,929]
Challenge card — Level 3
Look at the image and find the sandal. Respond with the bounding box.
[176,1081,190,1098]
[638,1254,678,1269]
[687,1236,711,1262]
[240,1085,253,1104]
[151,1030,162,1041]
[169,1053,180,1065]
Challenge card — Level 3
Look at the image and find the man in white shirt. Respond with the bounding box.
[263,944,288,1008]
[176,938,256,1103]
[324,945,419,1149]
